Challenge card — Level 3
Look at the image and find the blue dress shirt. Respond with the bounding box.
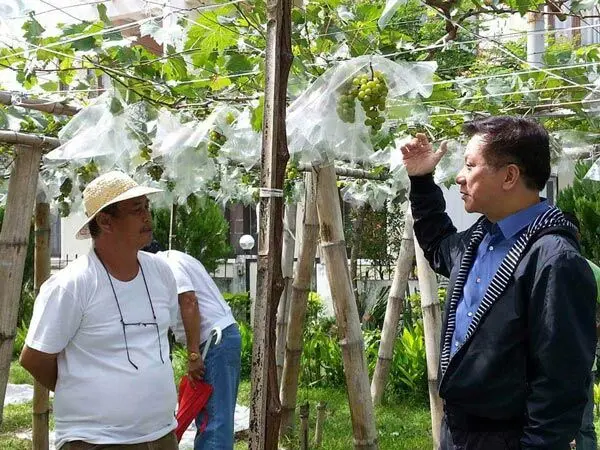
[451,200,550,355]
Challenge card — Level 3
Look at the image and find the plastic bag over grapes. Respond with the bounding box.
[287,55,436,165]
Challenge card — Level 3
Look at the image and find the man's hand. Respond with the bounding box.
[400,133,448,176]
[188,356,205,381]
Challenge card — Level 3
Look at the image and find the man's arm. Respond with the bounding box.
[19,346,58,391]
[401,134,462,278]
[178,291,205,380]
[522,251,597,449]
[409,174,460,278]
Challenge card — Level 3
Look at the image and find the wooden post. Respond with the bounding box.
[276,203,297,386]
[370,208,415,405]
[314,163,378,450]
[169,203,177,250]
[0,144,44,422]
[299,402,310,450]
[33,197,51,450]
[314,401,327,448]
[248,0,292,447]
[414,237,443,450]
[279,173,319,439]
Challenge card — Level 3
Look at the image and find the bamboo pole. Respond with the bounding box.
[0,131,60,149]
[169,203,177,250]
[248,0,292,447]
[314,401,327,448]
[370,207,415,406]
[0,144,44,422]
[279,172,319,439]
[299,402,310,450]
[0,91,80,116]
[276,203,297,386]
[33,198,51,450]
[414,237,443,450]
[298,163,388,181]
[314,162,378,450]
[349,205,366,312]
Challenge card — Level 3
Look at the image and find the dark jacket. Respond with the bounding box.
[409,174,597,450]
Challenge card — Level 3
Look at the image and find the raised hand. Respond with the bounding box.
[400,133,448,177]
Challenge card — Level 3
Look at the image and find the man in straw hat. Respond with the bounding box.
[20,171,188,450]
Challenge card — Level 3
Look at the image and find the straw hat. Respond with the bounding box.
[75,171,162,240]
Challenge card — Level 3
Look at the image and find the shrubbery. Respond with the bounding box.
[231,290,430,399]
[151,196,233,273]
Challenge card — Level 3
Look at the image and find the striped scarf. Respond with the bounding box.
[439,206,576,377]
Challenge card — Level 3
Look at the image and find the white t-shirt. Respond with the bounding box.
[157,250,236,345]
[25,251,178,449]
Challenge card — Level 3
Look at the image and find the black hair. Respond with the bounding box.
[89,203,120,239]
[463,116,550,191]
[141,240,164,254]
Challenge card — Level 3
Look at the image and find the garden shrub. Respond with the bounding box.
[223,292,251,326]
[151,196,232,273]
[557,161,600,264]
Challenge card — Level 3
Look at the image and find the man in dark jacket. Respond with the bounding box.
[401,116,597,450]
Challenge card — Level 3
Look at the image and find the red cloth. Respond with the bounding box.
[175,375,213,442]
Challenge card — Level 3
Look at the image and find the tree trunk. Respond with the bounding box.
[279,173,319,439]
[248,0,292,447]
[33,199,50,450]
[370,207,415,406]
[414,237,443,450]
[0,145,43,423]
[314,163,378,450]
[276,203,297,386]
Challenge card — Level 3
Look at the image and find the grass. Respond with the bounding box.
[1,362,51,450]
[9,361,600,450]
[1,401,34,450]
[9,364,33,386]
[233,380,433,450]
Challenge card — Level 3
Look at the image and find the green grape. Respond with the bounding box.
[208,128,227,157]
[60,178,73,197]
[58,201,70,218]
[147,164,164,182]
[337,70,389,134]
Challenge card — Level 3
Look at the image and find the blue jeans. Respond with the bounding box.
[195,324,241,450]
[576,374,597,450]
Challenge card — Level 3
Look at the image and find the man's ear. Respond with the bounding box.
[95,212,113,234]
[502,164,521,191]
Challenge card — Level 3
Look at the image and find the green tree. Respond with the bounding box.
[151,196,232,272]
[557,161,600,265]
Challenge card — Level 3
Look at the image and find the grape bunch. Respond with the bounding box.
[208,129,226,158]
[336,90,357,123]
[336,70,389,134]
[146,164,164,182]
[284,161,302,200]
